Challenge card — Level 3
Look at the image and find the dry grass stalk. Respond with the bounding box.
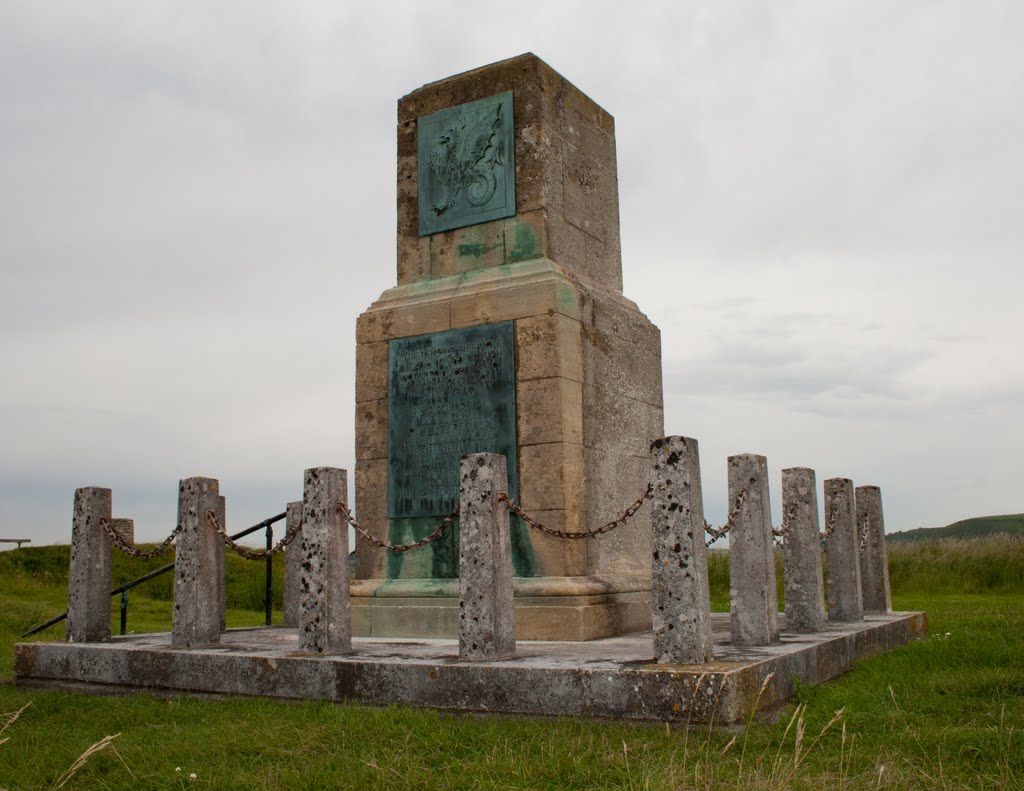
[0,703,31,740]
[50,732,121,790]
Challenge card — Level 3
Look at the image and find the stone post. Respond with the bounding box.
[781,468,827,633]
[856,486,892,613]
[216,495,226,631]
[727,454,779,646]
[299,467,351,654]
[110,518,134,545]
[650,437,713,664]
[824,478,864,622]
[172,477,225,648]
[282,501,303,627]
[67,487,112,643]
[458,453,516,660]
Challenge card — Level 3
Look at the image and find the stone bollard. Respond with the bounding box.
[216,495,226,631]
[299,467,351,654]
[67,487,113,643]
[856,486,892,613]
[728,454,779,646]
[824,478,864,622]
[282,501,303,627]
[172,478,225,648]
[650,437,713,664]
[458,453,516,661]
[781,468,827,633]
[110,518,134,545]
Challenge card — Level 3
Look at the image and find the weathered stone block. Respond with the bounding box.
[355,341,389,405]
[216,495,226,632]
[458,453,516,660]
[824,478,864,623]
[856,486,892,613]
[356,299,451,344]
[67,487,112,643]
[650,437,713,664]
[518,442,584,513]
[354,399,388,461]
[299,467,351,654]
[504,212,548,264]
[781,468,827,633]
[516,376,583,446]
[429,221,506,277]
[728,454,779,646]
[282,501,303,627]
[514,311,583,383]
[172,477,224,648]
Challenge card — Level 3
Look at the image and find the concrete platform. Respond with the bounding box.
[14,612,925,724]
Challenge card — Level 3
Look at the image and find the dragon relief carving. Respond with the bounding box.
[428,102,504,217]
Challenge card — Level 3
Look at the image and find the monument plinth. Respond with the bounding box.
[352,54,664,640]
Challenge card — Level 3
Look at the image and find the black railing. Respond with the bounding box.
[20,511,287,639]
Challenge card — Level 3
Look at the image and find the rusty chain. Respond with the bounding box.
[338,501,461,553]
[704,489,747,547]
[820,503,841,539]
[498,483,653,540]
[100,519,179,559]
[771,503,800,547]
[207,511,300,560]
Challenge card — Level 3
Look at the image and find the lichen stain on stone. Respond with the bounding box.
[505,220,541,263]
[583,324,612,355]
[458,242,491,258]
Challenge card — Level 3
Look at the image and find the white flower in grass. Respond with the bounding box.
[189,773,197,781]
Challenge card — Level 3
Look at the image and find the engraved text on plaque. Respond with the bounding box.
[387,322,518,518]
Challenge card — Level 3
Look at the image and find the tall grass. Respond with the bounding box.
[888,533,1024,593]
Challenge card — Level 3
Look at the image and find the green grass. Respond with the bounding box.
[1,538,1023,789]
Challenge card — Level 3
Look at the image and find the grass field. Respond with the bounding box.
[888,513,1024,542]
[1,537,1022,789]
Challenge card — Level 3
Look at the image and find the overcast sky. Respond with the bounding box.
[2,1,1022,547]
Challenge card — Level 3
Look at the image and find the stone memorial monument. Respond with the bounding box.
[351,54,664,640]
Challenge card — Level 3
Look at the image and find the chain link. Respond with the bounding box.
[101,519,179,559]
[704,489,747,547]
[820,503,841,539]
[339,501,461,553]
[772,503,799,540]
[499,484,653,540]
[858,514,870,554]
[207,512,298,560]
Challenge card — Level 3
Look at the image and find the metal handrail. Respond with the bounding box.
[19,511,287,638]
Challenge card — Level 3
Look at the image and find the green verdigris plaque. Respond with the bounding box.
[388,322,518,517]
[417,91,516,236]
[387,322,534,578]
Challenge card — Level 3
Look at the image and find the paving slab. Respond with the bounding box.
[14,612,925,724]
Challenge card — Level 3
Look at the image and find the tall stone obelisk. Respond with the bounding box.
[351,54,664,640]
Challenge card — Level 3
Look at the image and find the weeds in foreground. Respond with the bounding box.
[1,703,120,791]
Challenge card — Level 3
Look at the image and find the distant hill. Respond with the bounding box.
[888,514,1024,542]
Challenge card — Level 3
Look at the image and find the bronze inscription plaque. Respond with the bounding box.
[387,322,518,518]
